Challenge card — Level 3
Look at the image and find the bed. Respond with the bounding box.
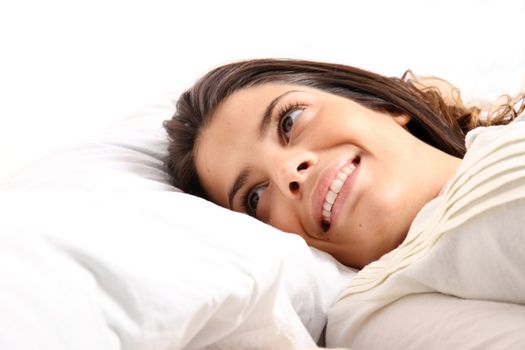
[1,1,524,349]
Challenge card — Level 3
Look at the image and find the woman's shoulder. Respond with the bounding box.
[444,110,525,219]
[464,110,525,154]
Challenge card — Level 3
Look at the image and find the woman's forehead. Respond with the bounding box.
[205,83,298,135]
[219,83,320,106]
[222,83,291,104]
[195,87,272,205]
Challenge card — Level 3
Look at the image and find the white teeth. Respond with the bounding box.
[321,163,357,227]
[337,173,348,181]
[330,178,344,192]
[325,190,337,204]
[342,164,356,175]
[323,201,333,211]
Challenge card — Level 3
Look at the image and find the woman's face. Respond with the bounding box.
[195,83,460,268]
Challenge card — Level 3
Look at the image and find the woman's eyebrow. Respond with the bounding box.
[228,167,250,210]
[258,90,300,138]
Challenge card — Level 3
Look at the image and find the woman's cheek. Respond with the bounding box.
[268,200,301,234]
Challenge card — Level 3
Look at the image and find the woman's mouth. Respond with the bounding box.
[320,157,360,231]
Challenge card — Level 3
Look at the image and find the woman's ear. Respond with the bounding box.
[393,114,411,127]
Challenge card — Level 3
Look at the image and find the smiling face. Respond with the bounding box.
[195,83,461,268]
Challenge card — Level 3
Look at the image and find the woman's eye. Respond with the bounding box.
[279,108,303,143]
[246,185,266,217]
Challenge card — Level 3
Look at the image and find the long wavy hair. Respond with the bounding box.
[163,58,524,197]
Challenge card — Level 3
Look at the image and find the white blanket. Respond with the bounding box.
[327,113,525,349]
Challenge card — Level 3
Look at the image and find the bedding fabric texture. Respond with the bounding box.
[0,94,355,350]
[327,113,525,349]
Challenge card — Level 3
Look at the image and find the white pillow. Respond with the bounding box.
[2,96,176,191]
[0,93,355,349]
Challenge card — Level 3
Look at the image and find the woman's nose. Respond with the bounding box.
[274,152,317,199]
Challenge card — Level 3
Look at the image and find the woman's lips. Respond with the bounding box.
[311,157,360,234]
[327,159,360,232]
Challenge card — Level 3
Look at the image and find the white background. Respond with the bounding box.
[1,0,524,181]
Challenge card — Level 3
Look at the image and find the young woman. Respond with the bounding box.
[163,58,523,268]
[164,59,525,348]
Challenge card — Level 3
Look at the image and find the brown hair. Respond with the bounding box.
[164,58,524,197]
